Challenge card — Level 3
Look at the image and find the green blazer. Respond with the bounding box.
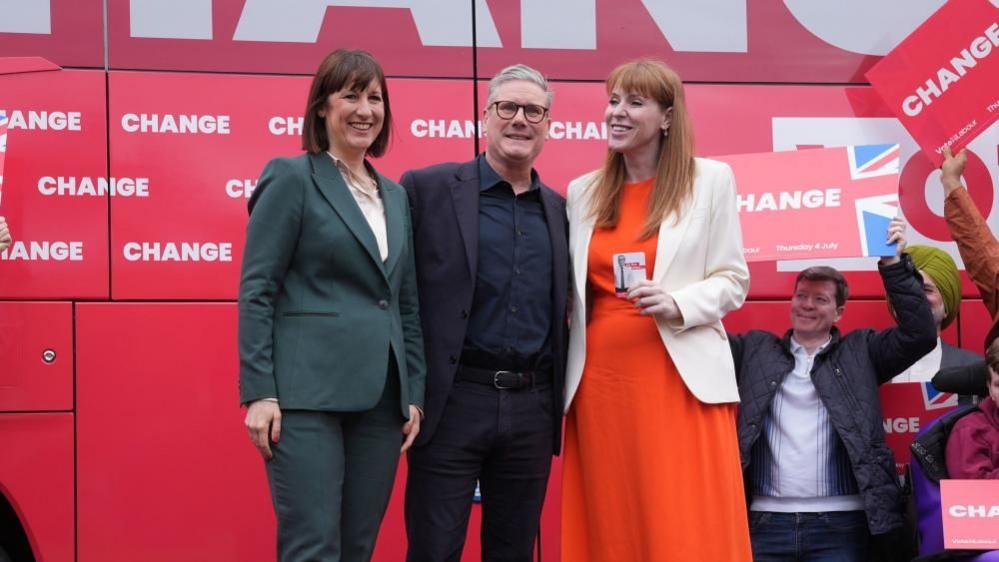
[238,152,425,419]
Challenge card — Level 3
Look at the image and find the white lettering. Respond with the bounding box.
[882,417,920,433]
[120,113,231,134]
[903,22,999,116]
[407,119,477,139]
[131,0,212,39]
[411,119,428,138]
[988,22,999,47]
[0,0,51,34]
[269,116,303,136]
[937,68,960,92]
[784,0,944,56]
[232,0,499,47]
[916,79,943,107]
[37,176,150,197]
[948,505,999,518]
[124,0,973,58]
[122,242,234,262]
[564,121,582,140]
[3,110,82,131]
[226,179,257,199]
[971,36,993,59]
[902,95,923,117]
[428,119,445,138]
[446,119,466,138]
[950,49,978,77]
[738,188,842,213]
[1,241,84,261]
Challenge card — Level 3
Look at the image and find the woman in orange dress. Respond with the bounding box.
[562,59,752,561]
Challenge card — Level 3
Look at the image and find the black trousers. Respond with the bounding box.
[404,376,554,562]
[266,369,403,562]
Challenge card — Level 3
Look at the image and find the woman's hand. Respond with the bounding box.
[627,280,682,321]
[401,405,422,453]
[245,399,282,461]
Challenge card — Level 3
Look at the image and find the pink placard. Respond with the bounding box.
[941,479,999,550]
[878,382,959,476]
[865,0,999,166]
[715,144,900,262]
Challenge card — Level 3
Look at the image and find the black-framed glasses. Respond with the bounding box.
[490,100,549,124]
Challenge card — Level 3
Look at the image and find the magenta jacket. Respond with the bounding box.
[946,398,999,479]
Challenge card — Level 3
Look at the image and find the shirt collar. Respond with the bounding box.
[789,335,832,356]
[477,153,540,193]
[327,151,378,194]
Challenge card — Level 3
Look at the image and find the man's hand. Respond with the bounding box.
[940,146,967,197]
[880,217,907,266]
[401,405,421,453]
[0,216,11,253]
[244,400,282,461]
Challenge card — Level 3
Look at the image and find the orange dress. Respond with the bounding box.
[561,179,752,562]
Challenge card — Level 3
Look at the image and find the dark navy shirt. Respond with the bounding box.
[462,155,553,370]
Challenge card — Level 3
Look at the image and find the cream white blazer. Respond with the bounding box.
[565,157,750,412]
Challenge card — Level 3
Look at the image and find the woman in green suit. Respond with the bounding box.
[238,49,426,562]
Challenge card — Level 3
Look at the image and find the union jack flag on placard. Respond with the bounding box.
[921,382,958,411]
[847,143,900,180]
[855,193,898,257]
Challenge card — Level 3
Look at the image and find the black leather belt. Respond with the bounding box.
[456,365,551,390]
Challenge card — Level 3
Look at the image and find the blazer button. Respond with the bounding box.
[378,299,389,310]
[460,309,469,319]
[448,355,457,365]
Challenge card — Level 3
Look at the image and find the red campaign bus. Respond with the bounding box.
[1,1,997,560]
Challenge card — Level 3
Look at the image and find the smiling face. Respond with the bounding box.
[482,79,550,169]
[790,279,843,342]
[605,86,672,158]
[320,79,384,160]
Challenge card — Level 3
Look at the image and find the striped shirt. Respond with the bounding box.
[750,337,864,512]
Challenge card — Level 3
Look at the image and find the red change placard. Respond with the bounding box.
[866,0,999,166]
[715,144,901,262]
[941,479,999,550]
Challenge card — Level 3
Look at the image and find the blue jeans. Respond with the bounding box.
[749,511,869,562]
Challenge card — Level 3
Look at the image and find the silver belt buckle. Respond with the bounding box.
[493,370,520,389]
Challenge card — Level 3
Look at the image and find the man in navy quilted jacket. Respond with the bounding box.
[729,219,936,562]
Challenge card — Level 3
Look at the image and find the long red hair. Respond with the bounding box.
[588,60,696,240]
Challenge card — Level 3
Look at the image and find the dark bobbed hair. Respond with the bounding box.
[302,49,392,157]
[795,266,849,308]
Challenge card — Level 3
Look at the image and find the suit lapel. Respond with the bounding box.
[652,198,696,283]
[309,153,385,275]
[540,186,569,321]
[381,175,404,276]
[573,224,595,308]
[450,160,480,281]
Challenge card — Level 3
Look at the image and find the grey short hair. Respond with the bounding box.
[486,64,554,107]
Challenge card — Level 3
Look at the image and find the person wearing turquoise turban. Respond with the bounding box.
[889,244,980,383]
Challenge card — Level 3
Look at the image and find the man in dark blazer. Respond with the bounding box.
[400,64,569,562]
